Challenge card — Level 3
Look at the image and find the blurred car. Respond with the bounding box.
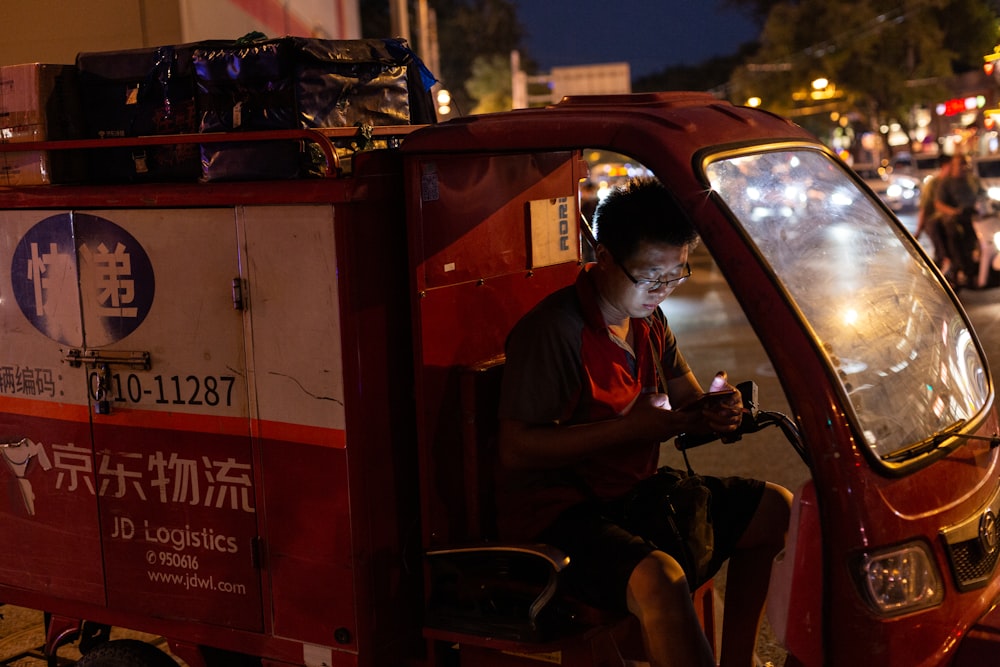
[890,152,941,179]
[882,172,921,211]
[974,154,1000,202]
[881,152,940,212]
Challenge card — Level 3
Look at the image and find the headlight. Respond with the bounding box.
[988,185,1000,202]
[886,184,902,198]
[857,541,943,616]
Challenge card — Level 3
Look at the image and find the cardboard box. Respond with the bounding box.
[0,124,49,185]
[0,64,83,185]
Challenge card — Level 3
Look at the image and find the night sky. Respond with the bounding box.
[513,0,760,78]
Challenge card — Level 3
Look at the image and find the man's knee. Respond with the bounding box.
[626,551,692,616]
[763,482,793,529]
[739,482,793,551]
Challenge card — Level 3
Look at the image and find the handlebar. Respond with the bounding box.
[673,380,809,464]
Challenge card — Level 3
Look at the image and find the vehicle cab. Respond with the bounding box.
[404,93,1000,667]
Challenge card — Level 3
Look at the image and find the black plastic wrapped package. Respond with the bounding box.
[292,37,436,129]
[194,38,297,133]
[194,38,301,181]
[76,41,232,182]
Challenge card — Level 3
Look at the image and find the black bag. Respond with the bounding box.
[621,467,715,585]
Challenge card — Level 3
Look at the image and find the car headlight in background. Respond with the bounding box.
[885,177,918,202]
[886,183,916,200]
[857,541,944,616]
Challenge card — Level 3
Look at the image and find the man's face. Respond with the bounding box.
[600,241,691,319]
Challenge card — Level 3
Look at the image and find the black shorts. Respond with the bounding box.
[536,469,765,613]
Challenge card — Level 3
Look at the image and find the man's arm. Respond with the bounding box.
[935,179,962,218]
[499,370,740,470]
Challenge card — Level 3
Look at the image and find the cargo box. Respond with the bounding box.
[0,63,84,185]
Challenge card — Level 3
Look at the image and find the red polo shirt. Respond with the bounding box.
[498,264,690,539]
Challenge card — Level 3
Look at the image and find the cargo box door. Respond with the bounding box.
[0,210,104,604]
[79,208,262,632]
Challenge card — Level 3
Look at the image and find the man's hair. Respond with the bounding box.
[593,176,699,261]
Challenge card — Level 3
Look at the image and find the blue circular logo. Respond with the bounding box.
[11,213,155,347]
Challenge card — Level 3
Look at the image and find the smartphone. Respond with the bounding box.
[681,389,737,411]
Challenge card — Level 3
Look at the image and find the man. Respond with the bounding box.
[935,153,980,288]
[498,177,792,667]
[915,155,952,272]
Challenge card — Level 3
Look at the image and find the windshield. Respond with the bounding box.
[705,148,989,461]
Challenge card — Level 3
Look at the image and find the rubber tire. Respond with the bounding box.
[75,639,178,667]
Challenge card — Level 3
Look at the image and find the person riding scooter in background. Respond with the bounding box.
[935,153,982,289]
[915,155,952,273]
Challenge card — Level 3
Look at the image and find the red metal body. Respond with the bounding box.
[0,93,994,666]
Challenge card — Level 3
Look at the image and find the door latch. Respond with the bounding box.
[91,363,112,414]
[64,349,151,415]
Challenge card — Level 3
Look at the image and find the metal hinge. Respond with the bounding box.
[232,277,245,311]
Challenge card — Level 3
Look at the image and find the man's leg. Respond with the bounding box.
[626,551,716,667]
[719,482,792,667]
[940,218,968,286]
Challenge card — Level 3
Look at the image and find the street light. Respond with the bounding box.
[436,88,452,117]
[810,78,837,101]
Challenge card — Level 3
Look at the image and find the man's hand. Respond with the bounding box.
[626,393,692,440]
[627,386,743,441]
[673,375,744,436]
[698,386,743,433]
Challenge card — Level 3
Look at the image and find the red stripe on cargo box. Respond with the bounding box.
[0,396,346,448]
[253,419,347,448]
[0,396,90,422]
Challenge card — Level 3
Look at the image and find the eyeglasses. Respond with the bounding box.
[613,257,692,292]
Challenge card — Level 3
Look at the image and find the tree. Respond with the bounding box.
[433,0,524,115]
[360,0,526,116]
[729,0,999,141]
[465,53,512,113]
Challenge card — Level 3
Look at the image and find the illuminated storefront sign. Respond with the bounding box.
[936,96,986,117]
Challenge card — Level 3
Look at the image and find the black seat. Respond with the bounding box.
[424,358,582,643]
